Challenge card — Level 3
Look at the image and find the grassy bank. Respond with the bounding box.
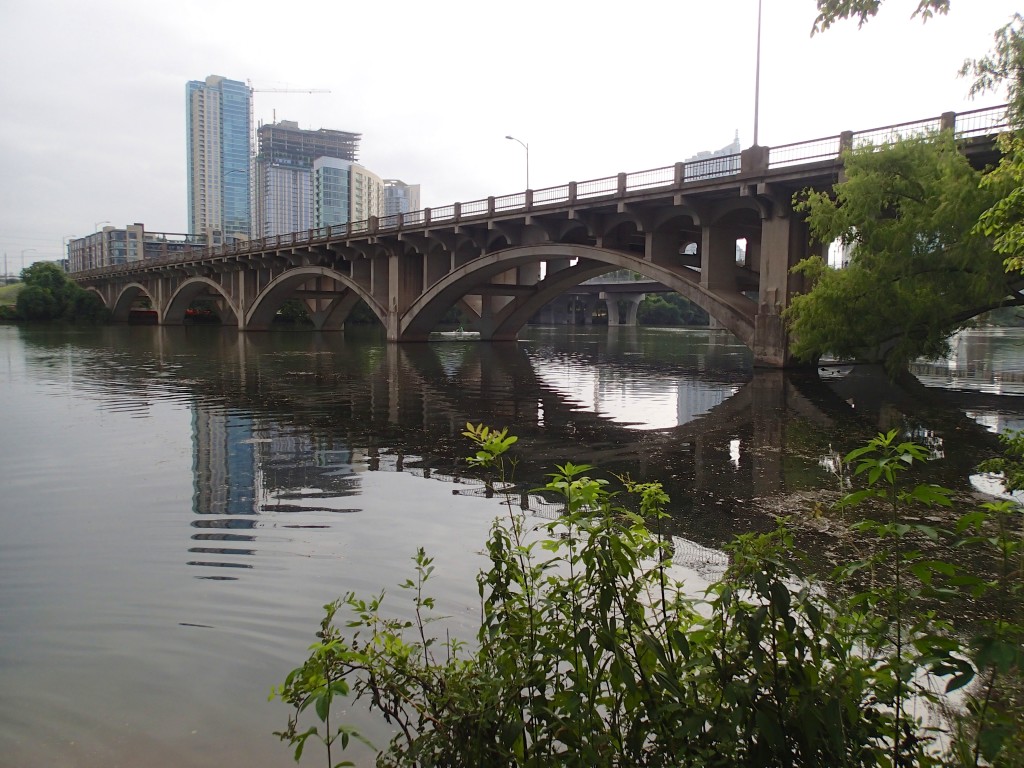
[0,282,22,306]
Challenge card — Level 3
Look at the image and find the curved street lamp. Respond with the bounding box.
[505,135,530,190]
[94,220,111,231]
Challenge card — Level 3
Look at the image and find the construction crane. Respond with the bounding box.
[246,80,331,126]
[246,79,330,95]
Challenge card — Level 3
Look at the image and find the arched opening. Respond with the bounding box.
[245,267,385,331]
[111,283,157,324]
[402,244,756,347]
[164,278,239,326]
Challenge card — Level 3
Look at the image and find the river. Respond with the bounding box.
[1,323,1023,767]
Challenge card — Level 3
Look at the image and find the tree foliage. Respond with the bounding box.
[13,261,109,324]
[812,0,949,34]
[785,133,1017,372]
[637,293,709,326]
[960,15,1024,276]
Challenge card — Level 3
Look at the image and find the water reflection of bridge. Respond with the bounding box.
[23,328,1014,578]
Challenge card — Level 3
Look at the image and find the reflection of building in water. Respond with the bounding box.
[192,405,362,517]
[189,404,363,577]
[676,382,736,426]
[536,359,739,430]
[193,408,258,516]
[910,329,1024,396]
[966,410,1024,435]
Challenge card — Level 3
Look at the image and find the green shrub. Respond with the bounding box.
[273,427,1023,768]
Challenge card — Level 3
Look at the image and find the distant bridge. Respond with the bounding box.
[74,106,1008,367]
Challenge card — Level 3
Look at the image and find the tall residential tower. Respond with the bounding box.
[186,75,253,245]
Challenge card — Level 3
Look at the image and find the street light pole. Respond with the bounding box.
[20,248,37,277]
[505,135,530,190]
[753,0,763,147]
[94,220,111,231]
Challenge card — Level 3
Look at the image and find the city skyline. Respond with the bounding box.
[1,0,1019,267]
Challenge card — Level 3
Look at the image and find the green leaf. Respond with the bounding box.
[314,692,331,723]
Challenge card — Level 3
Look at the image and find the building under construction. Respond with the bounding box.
[257,120,361,167]
[254,120,362,238]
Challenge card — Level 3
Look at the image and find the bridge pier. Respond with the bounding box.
[604,293,645,326]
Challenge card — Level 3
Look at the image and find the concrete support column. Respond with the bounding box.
[752,213,812,367]
[425,249,450,288]
[646,230,678,267]
[605,295,621,325]
[623,293,645,326]
[236,266,259,330]
[604,293,646,326]
[387,251,423,341]
[701,224,737,291]
[581,296,595,325]
[478,294,495,338]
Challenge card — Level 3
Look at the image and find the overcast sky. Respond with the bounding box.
[0,0,1018,270]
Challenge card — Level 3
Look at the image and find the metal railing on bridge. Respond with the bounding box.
[75,104,1009,280]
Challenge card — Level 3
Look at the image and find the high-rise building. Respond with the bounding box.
[186,75,253,245]
[313,158,384,228]
[254,120,361,237]
[384,179,421,217]
[255,163,314,238]
[68,224,203,272]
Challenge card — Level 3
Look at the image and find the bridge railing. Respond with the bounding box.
[852,115,945,148]
[955,104,1011,139]
[74,104,1012,280]
[768,136,842,169]
[533,184,571,206]
[626,166,675,191]
[495,192,526,212]
[684,154,741,181]
[767,104,1010,170]
[576,176,618,199]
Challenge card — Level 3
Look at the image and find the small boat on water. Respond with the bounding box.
[430,327,481,341]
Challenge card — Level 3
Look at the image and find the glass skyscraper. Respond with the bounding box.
[186,75,253,245]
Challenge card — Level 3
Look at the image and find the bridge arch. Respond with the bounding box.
[400,244,757,346]
[244,266,386,330]
[110,283,154,322]
[164,277,240,326]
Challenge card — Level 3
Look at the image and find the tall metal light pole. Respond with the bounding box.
[753,0,763,146]
[20,248,37,276]
[505,135,530,189]
[94,220,111,231]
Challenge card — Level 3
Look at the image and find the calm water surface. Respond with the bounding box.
[2,323,1023,767]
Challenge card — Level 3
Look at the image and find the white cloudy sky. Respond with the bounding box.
[0,0,1018,268]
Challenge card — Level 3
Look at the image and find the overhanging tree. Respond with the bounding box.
[784,133,1022,372]
[790,3,1024,372]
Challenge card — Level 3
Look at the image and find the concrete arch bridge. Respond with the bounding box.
[74,106,1007,367]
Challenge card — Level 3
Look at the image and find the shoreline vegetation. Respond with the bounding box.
[272,425,1023,767]
[0,264,108,325]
